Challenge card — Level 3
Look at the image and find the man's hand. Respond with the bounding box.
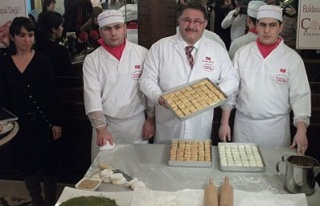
[52,126,62,140]
[96,127,114,146]
[290,122,308,155]
[218,123,231,142]
[142,116,155,140]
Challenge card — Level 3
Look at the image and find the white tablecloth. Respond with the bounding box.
[84,144,320,206]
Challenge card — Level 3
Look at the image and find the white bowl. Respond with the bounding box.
[75,178,102,191]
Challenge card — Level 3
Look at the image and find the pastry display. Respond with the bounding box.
[218,143,266,172]
[168,139,212,167]
[161,78,226,120]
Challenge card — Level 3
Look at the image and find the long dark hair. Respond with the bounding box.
[8,17,35,55]
[37,11,63,41]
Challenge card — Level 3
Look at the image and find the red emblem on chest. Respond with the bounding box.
[135,65,141,69]
[280,68,286,73]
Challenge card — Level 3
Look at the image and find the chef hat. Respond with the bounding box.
[247,1,267,18]
[257,5,283,22]
[97,10,124,28]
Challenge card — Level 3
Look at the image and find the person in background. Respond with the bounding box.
[37,0,56,23]
[280,1,298,50]
[83,10,155,161]
[219,5,311,155]
[80,6,103,49]
[63,0,93,34]
[221,0,249,42]
[36,11,72,76]
[139,1,238,143]
[229,0,267,59]
[0,17,62,206]
[108,0,124,10]
[212,0,235,49]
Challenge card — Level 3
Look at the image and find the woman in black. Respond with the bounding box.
[36,11,72,76]
[0,17,62,206]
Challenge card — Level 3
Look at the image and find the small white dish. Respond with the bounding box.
[75,178,101,191]
[99,142,116,151]
[0,123,14,135]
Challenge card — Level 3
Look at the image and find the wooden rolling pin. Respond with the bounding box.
[219,176,234,206]
[204,178,218,206]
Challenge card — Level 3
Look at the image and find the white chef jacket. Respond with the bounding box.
[139,34,238,143]
[229,31,257,60]
[221,9,247,42]
[83,40,149,153]
[232,40,311,148]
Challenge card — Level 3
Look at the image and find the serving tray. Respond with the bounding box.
[218,143,266,172]
[168,139,212,167]
[161,78,227,120]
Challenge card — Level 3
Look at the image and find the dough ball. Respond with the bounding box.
[110,173,124,181]
[131,181,147,190]
[91,173,101,180]
[100,169,113,183]
[124,177,138,188]
[112,177,127,185]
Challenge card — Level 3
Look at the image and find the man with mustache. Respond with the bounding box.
[139,1,238,143]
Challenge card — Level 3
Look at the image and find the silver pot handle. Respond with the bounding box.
[276,156,287,175]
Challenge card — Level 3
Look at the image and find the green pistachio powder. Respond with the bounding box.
[60,196,118,206]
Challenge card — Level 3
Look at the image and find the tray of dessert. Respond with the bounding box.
[168,139,212,167]
[218,142,266,172]
[161,78,227,120]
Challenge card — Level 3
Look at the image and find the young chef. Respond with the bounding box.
[83,10,155,161]
[219,5,311,155]
[139,1,238,143]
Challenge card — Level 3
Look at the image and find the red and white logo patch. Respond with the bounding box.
[273,74,288,84]
[134,65,141,69]
[202,63,214,72]
[132,71,142,80]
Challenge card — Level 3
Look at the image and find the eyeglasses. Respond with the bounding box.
[180,17,206,27]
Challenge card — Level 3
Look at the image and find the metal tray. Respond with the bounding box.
[218,142,266,172]
[161,78,227,120]
[168,139,212,167]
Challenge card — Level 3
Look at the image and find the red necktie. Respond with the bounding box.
[185,46,194,68]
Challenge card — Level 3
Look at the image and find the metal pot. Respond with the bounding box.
[276,155,320,195]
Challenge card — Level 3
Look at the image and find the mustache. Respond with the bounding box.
[185,28,198,32]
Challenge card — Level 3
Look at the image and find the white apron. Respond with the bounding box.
[91,112,147,161]
[233,110,291,148]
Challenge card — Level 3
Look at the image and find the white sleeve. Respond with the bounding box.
[221,10,236,29]
[87,111,106,128]
[216,46,239,97]
[289,56,311,127]
[139,43,163,105]
[83,53,104,114]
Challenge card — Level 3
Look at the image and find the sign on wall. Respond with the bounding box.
[0,0,27,48]
[297,0,320,49]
